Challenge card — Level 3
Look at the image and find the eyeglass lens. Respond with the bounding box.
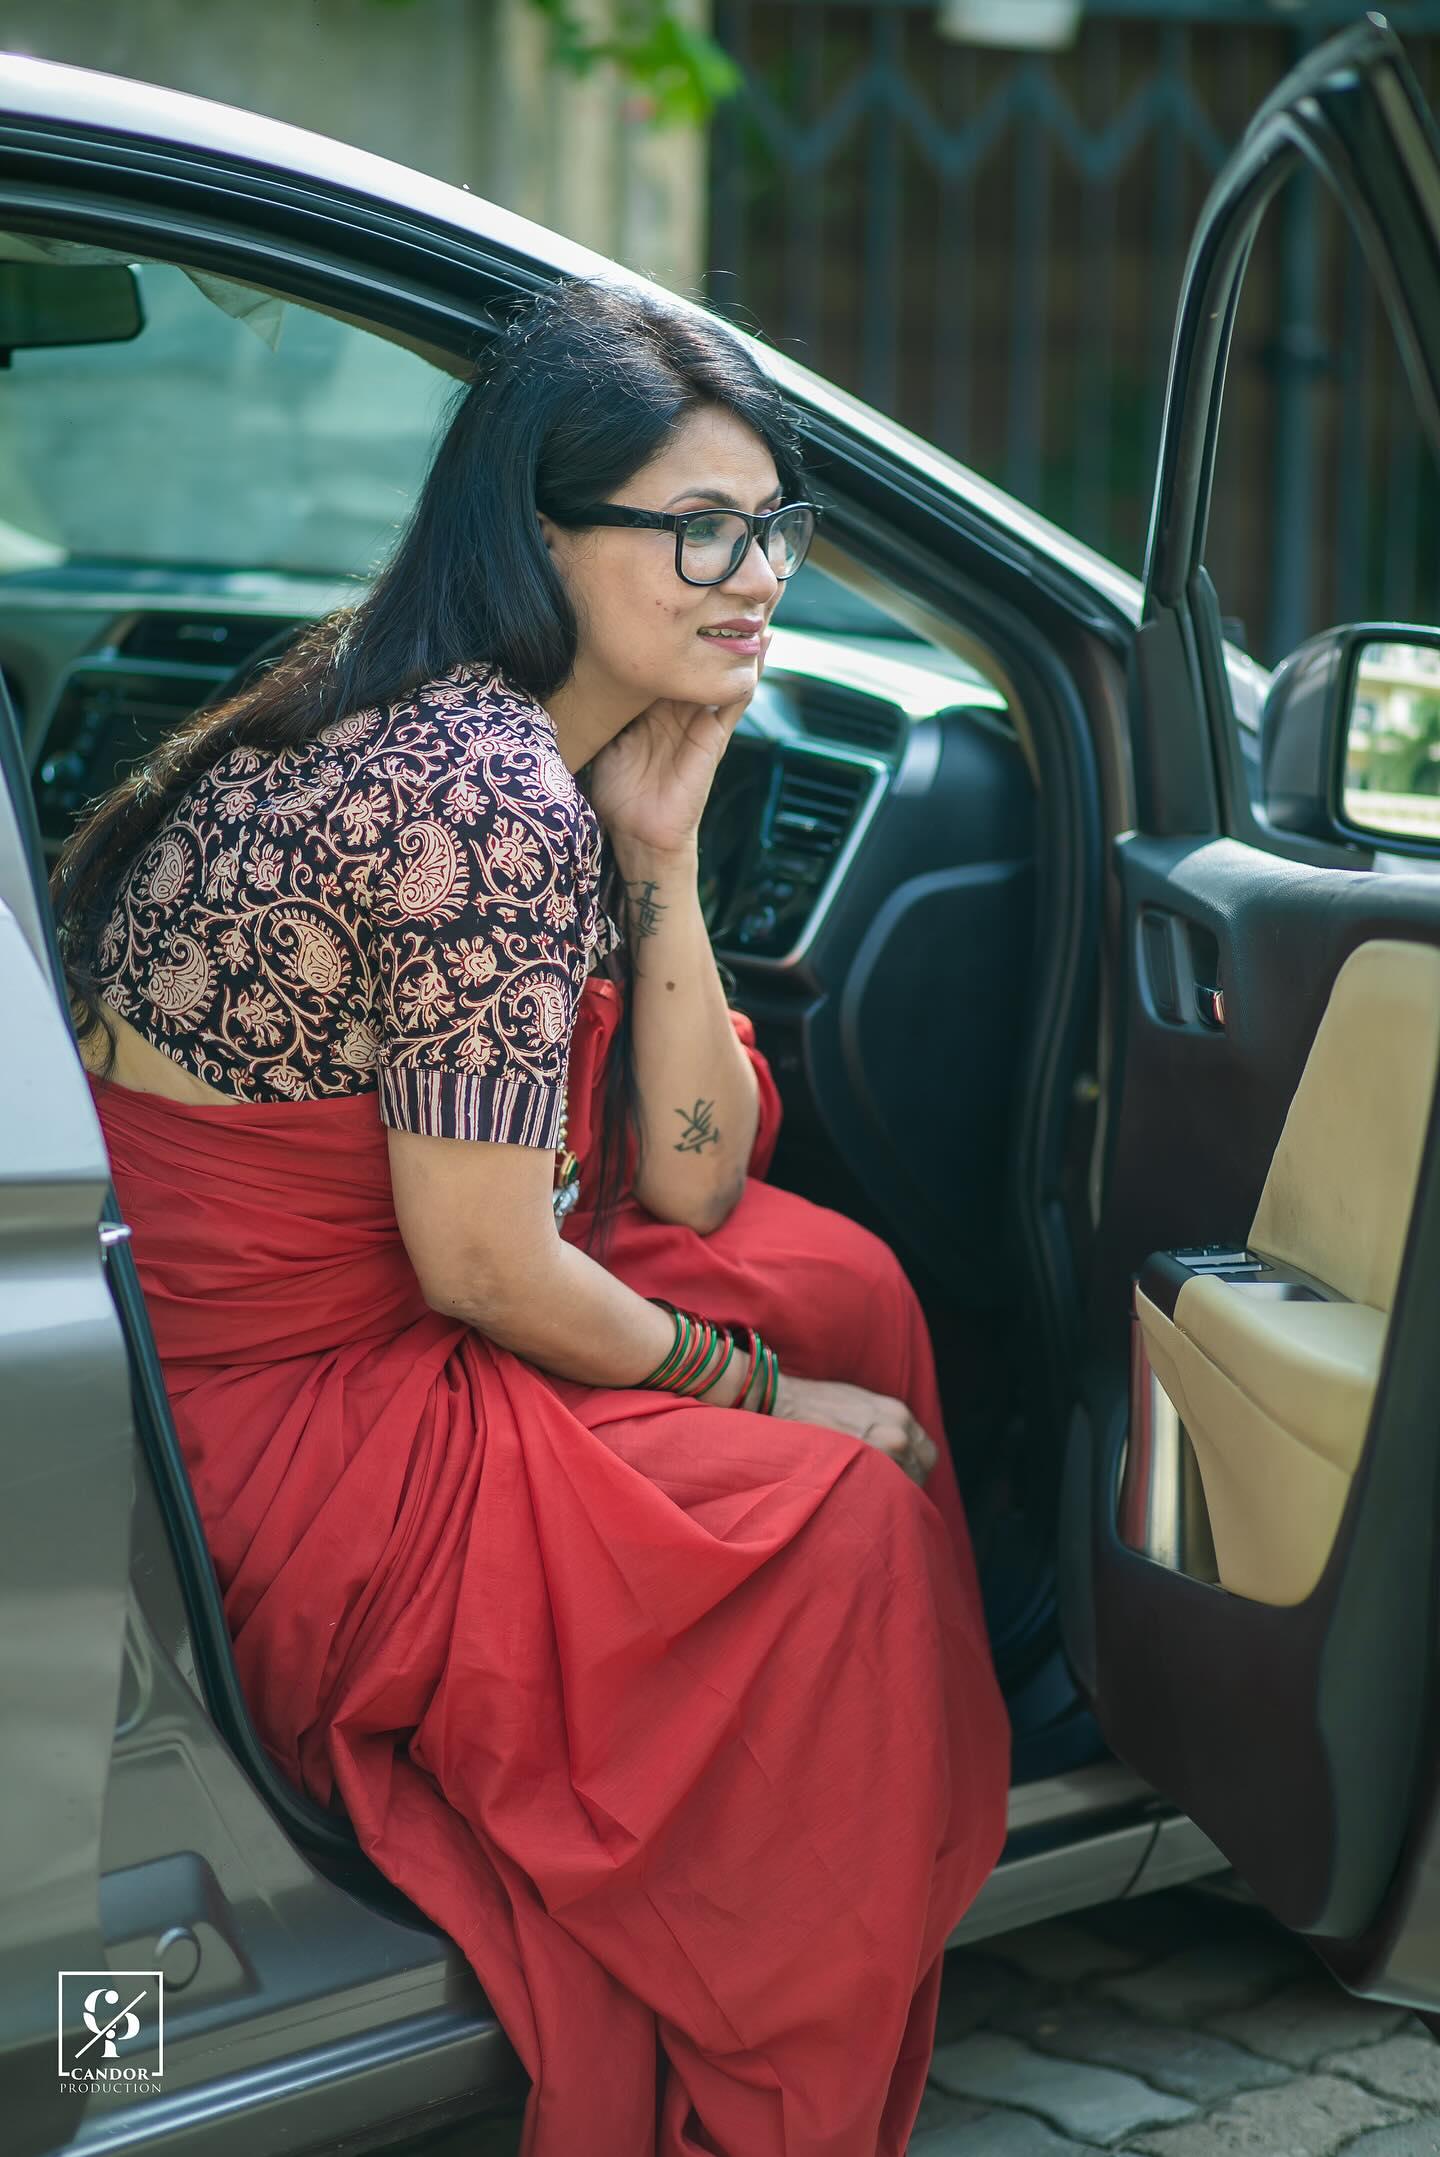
[681,505,815,583]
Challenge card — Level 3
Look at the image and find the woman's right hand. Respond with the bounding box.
[768,1374,939,1487]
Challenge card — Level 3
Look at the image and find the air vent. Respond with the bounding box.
[714,749,879,962]
[791,682,902,758]
[116,613,297,669]
[767,756,871,867]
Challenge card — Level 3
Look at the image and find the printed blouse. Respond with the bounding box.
[91,661,624,1148]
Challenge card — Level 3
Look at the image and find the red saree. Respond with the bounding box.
[91,977,1010,2157]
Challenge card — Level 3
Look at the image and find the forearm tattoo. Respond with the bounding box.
[625,878,667,940]
[674,1098,721,1154]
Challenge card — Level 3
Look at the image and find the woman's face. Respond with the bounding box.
[540,405,789,712]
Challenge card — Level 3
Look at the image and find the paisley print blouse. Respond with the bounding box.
[92,661,623,1148]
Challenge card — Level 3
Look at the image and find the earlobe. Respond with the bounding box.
[536,511,556,555]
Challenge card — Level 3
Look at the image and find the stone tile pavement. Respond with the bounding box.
[409,1883,1440,2155]
[915,1884,1436,2156]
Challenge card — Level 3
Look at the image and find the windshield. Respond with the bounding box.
[0,262,451,577]
[0,257,945,657]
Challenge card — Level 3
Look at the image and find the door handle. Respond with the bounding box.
[1139,908,1225,1030]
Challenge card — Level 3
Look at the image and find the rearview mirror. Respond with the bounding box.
[1260,621,1440,849]
[0,262,144,359]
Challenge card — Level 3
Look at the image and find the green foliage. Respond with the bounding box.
[1362,693,1440,795]
[375,0,738,125]
[531,0,740,125]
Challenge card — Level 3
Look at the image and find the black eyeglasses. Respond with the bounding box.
[563,500,821,587]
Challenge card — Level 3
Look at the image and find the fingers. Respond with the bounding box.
[863,1418,911,1462]
[863,1417,931,1486]
[863,1403,938,1486]
[904,1410,938,1477]
[714,695,754,736]
[908,1420,938,1485]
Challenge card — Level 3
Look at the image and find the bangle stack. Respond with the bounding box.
[729,1321,781,1415]
[640,1299,781,1413]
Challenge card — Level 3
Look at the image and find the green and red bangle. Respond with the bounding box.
[641,1301,781,1412]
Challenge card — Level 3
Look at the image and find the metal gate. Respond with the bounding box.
[706,1,1440,665]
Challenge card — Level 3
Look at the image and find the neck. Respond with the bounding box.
[541,657,642,775]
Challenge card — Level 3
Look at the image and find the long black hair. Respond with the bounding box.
[52,274,807,1250]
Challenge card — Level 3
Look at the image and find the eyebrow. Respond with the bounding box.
[663,486,785,512]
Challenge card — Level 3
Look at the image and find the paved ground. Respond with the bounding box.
[914,1883,1437,2156]
[417,1882,1440,2155]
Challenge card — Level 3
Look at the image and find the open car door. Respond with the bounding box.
[1068,14,1440,2007]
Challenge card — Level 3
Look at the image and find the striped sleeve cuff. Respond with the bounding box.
[378,1060,566,1149]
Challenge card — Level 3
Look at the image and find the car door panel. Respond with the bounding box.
[1079,842,1440,1957]
[1087,833,1417,1334]
[1134,936,1440,1609]
[1071,17,1440,1990]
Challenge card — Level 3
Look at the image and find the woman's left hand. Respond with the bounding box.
[588,690,754,861]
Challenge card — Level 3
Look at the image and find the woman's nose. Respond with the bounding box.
[726,536,781,602]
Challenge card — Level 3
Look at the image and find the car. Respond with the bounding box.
[6,15,1440,2151]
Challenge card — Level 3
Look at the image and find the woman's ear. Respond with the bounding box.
[536,510,557,556]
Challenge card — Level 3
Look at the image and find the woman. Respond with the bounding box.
[58,278,1010,2157]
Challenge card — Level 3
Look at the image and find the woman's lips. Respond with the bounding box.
[698,623,764,656]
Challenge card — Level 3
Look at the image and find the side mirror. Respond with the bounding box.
[1260,622,1440,846]
[0,262,144,361]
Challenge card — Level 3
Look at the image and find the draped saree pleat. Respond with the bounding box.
[91,976,1010,2157]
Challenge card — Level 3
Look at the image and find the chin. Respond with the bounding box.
[695,649,761,690]
[645,647,760,708]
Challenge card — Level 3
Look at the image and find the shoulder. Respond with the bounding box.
[368,663,586,833]
[362,665,598,927]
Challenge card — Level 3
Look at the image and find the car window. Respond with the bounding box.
[0,253,998,713]
[1207,170,1440,676]
[779,565,926,640]
[0,262,451,578]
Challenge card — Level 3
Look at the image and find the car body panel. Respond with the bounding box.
[0,673,136,2145]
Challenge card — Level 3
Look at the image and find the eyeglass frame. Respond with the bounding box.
[558,499,823,586]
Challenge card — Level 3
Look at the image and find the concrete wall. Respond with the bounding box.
[0,0,710,292]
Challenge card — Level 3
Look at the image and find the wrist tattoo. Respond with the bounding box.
[674,1098,721,1154]
[625,878,666,940]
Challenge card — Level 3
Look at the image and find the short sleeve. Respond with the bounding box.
[368,704,595,1148]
